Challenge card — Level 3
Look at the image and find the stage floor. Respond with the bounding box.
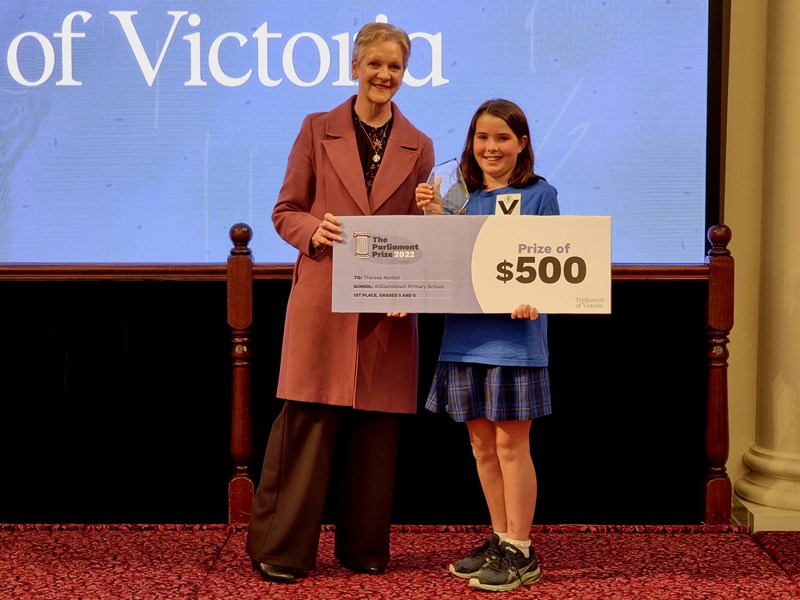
[2,524,799,599]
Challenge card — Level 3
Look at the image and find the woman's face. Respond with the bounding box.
[472,113,528,189]
[351,41,405,107]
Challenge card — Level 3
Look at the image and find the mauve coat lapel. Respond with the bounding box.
[322,102,370,215]
[371,107,420,213]
[322,100,420,216]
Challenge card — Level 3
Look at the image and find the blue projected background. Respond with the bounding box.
[0,1,708,263]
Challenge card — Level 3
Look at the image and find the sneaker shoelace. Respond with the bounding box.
[488,548,524,578]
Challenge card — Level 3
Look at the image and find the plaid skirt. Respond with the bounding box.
[425,362,552,423]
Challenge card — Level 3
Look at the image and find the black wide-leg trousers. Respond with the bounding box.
[246,400,400,572]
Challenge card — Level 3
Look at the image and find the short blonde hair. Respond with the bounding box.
[352,22,411,68]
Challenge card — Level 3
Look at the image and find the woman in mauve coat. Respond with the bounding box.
[246,22,435,584]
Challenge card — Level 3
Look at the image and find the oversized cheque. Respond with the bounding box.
[332,215,611,314]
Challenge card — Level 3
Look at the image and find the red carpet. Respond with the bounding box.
[2,524,799,599]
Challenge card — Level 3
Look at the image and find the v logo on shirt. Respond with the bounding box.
[495,193,522,215]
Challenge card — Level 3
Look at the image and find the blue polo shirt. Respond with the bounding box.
[438,179,559,367]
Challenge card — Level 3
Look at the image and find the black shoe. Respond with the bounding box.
[251,559,300,584]
[448,533,502,579]
[358,565,384,575]
[337,558,385,574]
[468,541,542,591]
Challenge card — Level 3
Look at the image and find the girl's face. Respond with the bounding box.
[472,114,528,189]
[351,41,405,108]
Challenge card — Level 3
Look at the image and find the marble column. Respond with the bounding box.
[733,0,800,531]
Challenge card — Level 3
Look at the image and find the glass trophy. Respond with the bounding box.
[426,158,470,214]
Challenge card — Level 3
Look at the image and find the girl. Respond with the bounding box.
[416,98,558,592]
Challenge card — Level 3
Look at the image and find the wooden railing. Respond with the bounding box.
[224,223,734,526]
[227,224,255,524]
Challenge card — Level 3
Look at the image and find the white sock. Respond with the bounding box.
[507,538,531,558]
[495,531,508,542]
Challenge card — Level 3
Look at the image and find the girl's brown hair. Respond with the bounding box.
[459,99,540,191]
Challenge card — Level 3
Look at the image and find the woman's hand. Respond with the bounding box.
[416,178,444,215]
[312,212,343,252]
[511,304,540,320]
[386,312,408,318]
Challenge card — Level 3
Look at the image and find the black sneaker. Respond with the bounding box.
[447,533,502,579]
[468,541,542,591]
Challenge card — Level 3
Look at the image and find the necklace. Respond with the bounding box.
[357,117,389,163]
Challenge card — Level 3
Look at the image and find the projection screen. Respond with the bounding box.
[0,1,710,264]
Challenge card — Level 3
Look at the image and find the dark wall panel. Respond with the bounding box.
[0,279,707,524]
